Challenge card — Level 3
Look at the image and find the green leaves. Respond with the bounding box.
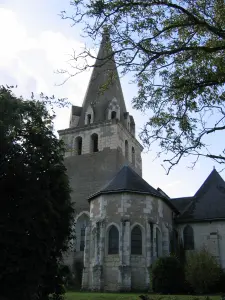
[185,248,221,293]
[0,86,74,300]
[63,0,225,172]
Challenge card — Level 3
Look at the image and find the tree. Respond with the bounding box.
[0,86,74,300]
[61,0,225,172]
[185,248,221,294]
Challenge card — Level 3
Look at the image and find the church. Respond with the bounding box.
[58,32,225,292]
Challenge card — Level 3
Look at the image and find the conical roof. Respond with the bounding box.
[78,30,127,126]
[88,165,178,211]
[174,169,225,222]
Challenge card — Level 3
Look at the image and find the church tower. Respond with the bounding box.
[58,31,143,212]
[58,31,143,276]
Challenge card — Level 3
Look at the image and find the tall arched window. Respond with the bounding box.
[91,133,98,153]
[131,226,142,255]
[156,227,161,257]
[75,136,82,155]
[111,111,117,119]
[125,140,129,159]
[183,225,194,250]
[108,225,119,254]
[80,224,86,251]
[132,147,135,165]
[75,213,89,252]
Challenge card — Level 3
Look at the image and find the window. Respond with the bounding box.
[156,227,161,257]
[91,133,98,153]
[80,225,85,251]
[108,225,119,254]
[131,226,142,255]
[75,213,89,252]
[132,147,135,165]
[125,140,128,159]
[85,105,94,125]
[75,136,82,155]
[87,114,91,125]
[183,225,194,250]
[111,111,117,119]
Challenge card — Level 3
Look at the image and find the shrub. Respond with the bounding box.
[59,264,75,289]
[211,268,225,293]
[185,248,221,294]
[151,256,184,293]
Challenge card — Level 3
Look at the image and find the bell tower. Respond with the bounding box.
[58,31,143,271]
[58,30,143,209]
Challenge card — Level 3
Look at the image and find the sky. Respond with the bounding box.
[0,0,224,198]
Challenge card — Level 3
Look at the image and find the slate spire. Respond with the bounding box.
[78,28,127,126]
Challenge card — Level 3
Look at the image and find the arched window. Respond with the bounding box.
[132,147,135,164]
[156,227,161,257]
[131,226,142,255]
[125,140,128,159]
[85,105,94,125]
[91,133,98,153]
[183,225,194,250]
[108,225,119,254]
[75,136,82,155]
[87,114,91,125]
[80,224,86,251]
[75,213,89,252]
[111,111,117,119]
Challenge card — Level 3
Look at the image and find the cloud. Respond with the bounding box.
[0,7,92,131]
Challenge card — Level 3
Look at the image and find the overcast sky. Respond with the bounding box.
[0,0,224,198]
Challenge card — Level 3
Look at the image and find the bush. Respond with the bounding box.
[185,248,221,294]
[151,256,184,293]
[211,268,225,293]
[59,264,75,289]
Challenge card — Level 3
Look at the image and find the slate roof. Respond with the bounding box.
[173,169,225,223]
[170,197,193,213]
[78,30,127,127]
[88,165,178,211]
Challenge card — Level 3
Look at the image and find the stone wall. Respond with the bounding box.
[58,121,142,176]
[85,192,174,291]
[177,221,225,268]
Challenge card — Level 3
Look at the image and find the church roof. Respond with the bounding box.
[170,197,193,213]
[174,169,225,222]
[78,30,127,127]
[88,165,178,211]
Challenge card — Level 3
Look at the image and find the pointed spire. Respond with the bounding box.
[78,28,127,127]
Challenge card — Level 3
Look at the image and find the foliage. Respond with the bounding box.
[151,256,184,293]
[211,267,225,293]
[59,264,76,290]
[61,0,225,172]
[185,248,221,294]
[0,86,74,300]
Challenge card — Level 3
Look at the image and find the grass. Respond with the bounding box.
[65,292,221,300]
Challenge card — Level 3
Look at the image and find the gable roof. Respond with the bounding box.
[78,30,127,127]
[88,165,178,211]
[175,169,225,223]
